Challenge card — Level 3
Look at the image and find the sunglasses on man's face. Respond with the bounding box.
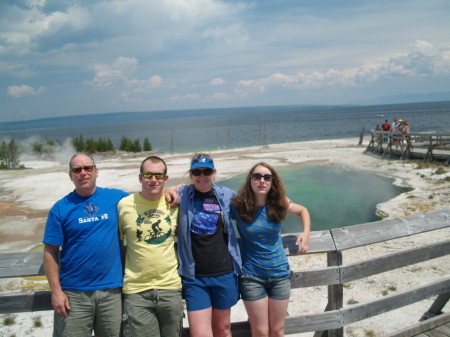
[141,172,166,179]
[191,168,214,176]
[71,166,95,174]
[251,173,273,181]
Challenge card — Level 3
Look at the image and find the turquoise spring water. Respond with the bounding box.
[220,165,409,232]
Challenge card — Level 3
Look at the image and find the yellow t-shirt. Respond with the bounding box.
[118,193,181,294]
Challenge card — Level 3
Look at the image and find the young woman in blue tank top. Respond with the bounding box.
[231,162,311,337]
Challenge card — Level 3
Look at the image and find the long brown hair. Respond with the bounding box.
[233,162,289,224]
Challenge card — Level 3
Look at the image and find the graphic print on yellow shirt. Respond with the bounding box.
[135,210,173,245]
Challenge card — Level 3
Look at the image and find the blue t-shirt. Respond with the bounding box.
[43,187,129,291]
[231,205,289,277]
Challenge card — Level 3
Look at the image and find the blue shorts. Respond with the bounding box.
[239,274,291,301]
[182,272,239,311]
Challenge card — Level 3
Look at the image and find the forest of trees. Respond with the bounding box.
[72,134,152,153]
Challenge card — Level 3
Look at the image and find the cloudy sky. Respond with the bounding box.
[1,0,450,122]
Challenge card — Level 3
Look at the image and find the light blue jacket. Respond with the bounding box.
[177,184,242,280]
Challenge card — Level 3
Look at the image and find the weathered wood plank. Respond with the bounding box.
[0,251,45,278]
[340,277,450,326]
[382,312,450,337]
[284,310,343,333]
[341,240,450,283]
[291,266,340,288]
[283,230,335,255]
[0,291,52,314]
[331,209,450,251]
[435,324,450,335]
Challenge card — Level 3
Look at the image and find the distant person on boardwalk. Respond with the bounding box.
[118,156,183,337]
[391,118,399,132]
[397,119,406,150]
[392,118,401,148]
[177,153,242,337]
[43,153,129,337]
[399,120,412,151]
[381,119,391,142]
[231,162,311,337]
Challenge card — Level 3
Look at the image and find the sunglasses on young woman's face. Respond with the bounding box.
[251,173,273,181]
[141,172,166,179]
[191,168,214,176]
[70,166,96,174]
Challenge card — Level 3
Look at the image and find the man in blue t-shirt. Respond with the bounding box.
[43,153,129,337]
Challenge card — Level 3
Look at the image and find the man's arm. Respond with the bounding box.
[44,243,71,317]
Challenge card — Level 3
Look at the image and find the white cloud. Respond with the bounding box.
[86,56,164,104]
[7,85,44,98]
[87,57,139,88]
[210,78,225,86]
[237,40,450,94]
[127,76,163,93]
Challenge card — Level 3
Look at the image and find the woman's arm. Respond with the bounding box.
[286,203,311,254]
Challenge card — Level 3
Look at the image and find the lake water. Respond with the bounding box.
[1,101,449,154]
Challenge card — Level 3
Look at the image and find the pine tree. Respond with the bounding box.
[72,134,85,152]
[8,140,20,168]
[85,138,96,154]
[96,137,107,152]
[143,137,152,151]
[106,138,115,152]
[132,138,142,153]
[119,135,133,152]
[0,141,7,168]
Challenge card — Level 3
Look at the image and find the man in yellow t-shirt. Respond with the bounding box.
[118,156,182,337]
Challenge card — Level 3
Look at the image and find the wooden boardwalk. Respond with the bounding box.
[365,130,450,163]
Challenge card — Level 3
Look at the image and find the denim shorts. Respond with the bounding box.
[182,272,239,311]
[239,274,291,301]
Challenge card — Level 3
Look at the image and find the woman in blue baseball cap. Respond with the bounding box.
[177,153,242,337]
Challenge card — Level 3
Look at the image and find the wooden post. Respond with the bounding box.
[382,132,393,158]
[358,127,365,145]
[327,251,343,337]
[314,251,344,337]
[364,130,373,153]
[420,291,450,320]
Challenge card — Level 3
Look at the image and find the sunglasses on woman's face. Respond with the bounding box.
[191,168,214,176]
[251,173,273,181]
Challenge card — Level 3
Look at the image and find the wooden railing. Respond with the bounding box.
[1,209,450,336]
[365,131,450,164]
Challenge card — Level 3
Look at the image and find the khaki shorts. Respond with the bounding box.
[53,288,122,337]
[122,288,183,337]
